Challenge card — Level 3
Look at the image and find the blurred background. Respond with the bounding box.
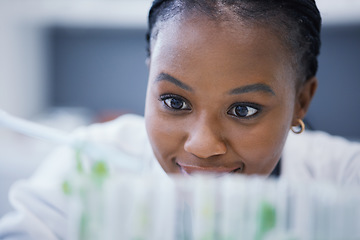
[0,0,360,216]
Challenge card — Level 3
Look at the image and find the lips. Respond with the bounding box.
[177,162,243,176]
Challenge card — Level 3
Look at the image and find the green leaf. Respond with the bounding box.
[255,200,277,240]
[92,160,109,178]
[62,180,72,195]
[75,149,84,174]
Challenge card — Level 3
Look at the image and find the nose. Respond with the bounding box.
[184,118,227,159]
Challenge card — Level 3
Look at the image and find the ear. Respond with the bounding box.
[292,77,318,126]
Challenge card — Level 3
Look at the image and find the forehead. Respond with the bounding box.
[150,13,296,89]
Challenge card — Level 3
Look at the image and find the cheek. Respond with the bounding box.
[145,99,186,173]
[229,109,292,174]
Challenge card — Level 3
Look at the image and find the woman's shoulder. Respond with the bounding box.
[72,114,147,146]
[288,130,360,150]
[282,130,360,185]
[71,114,153,164]
[72,113,146,140]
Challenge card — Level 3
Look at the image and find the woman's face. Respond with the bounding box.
[145,15,303,176]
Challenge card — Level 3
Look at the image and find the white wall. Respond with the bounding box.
[0,0,151,118]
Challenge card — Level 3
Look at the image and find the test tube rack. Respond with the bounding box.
[66,172,360,240]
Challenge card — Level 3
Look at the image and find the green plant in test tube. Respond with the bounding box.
[62,148,110,240]
[254,200,277,240]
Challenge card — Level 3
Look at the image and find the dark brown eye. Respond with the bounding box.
[161,95,191,111]
[235,106,249,117]
[165,98,184,109]
[228,105,258,118]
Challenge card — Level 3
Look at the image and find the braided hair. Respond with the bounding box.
[146,0,321,83]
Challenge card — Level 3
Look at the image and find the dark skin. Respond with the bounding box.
[145,14,317,176]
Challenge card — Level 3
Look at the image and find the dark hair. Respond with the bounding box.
[146,0,321,83]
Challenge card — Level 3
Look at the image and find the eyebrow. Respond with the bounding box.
[228,83,276,96]
[155,73,275,96]
[155,73,194,92]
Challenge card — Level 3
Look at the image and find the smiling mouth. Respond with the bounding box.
[176,163,244,177]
